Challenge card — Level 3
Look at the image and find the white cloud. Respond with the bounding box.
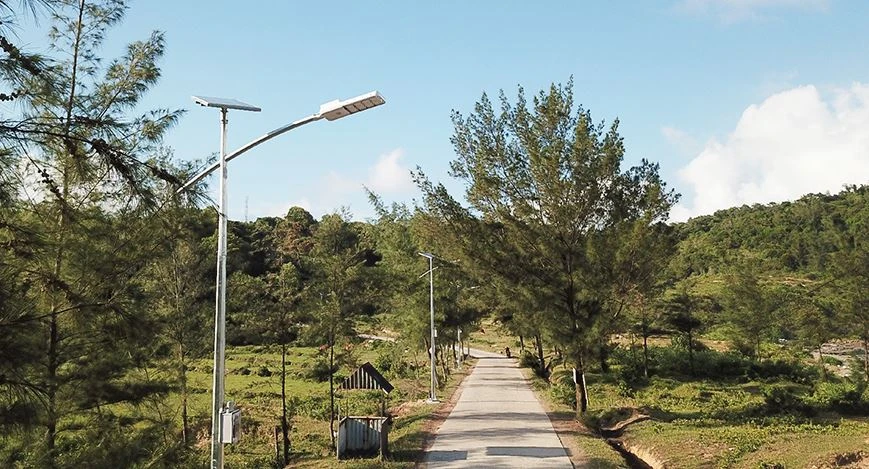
[320,147,414,197]
[661,125,699,155]
[366,148,415,194]
[675,0,829,22]
[672,83,869,221]
[257,148,414,220]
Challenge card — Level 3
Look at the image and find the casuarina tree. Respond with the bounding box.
[415,79,678,414]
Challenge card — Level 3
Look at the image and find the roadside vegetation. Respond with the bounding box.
[1,2,866,467]
[510,319,869,467]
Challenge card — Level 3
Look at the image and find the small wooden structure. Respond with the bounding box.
[336,362,394,459]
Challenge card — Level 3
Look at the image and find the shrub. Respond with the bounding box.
[519,351,540,370]
[749,359,817,384]
[304,359,336,382]
[614,359,646,395]
[256,365,272,377]
[807,382,867,413]
[238,367,251,376]
[374,345,412,378]
[762,384,809,414]
[288,395,331,420]
[550,370,577,409]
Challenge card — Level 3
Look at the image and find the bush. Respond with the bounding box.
[641,344,817,382]
[374,345,412,378]
[650,346,748,379]
[762,384,809,414]
[749,359,817,384]
[549,370,577,409]
[807,382,867,414]
[519,351,540,370]
[238,367,251,376]
[256,365,272,377]
[304,359,336,382]
[614,359,646,395]
[288,395,331,420]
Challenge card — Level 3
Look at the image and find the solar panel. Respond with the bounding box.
[191,95,261,112]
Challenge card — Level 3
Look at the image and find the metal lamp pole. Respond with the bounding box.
[181,91,386,469]
[419,252,438,402]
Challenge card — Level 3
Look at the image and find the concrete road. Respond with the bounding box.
[424,349,574,468]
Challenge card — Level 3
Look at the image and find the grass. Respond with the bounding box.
[129,340,473,468]
[576,366,869,468]
[468,317,523,355]
[497,321,869,469]
[524,369,628,468]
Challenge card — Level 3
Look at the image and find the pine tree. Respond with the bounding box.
[0,1,183,465]
[415,79,678,414]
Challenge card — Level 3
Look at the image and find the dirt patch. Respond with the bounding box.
[811,450,869,468]
[811,339,865,378]
[544,408,595,467]
[601,409,652,438]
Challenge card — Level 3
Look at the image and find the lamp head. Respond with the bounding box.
[319,91,385,121]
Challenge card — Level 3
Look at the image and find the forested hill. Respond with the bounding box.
[670,185,867,279]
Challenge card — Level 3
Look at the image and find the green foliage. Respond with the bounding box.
[303,359,338,383]
[415,79,679,414]
[549,370,577,409]
[806,382,868,414]
[761,384,810,414]
[519,350,541,370]
[374,343,415,379]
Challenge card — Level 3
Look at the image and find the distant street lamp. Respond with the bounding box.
[180,91,385,469]
[418,252,439,403]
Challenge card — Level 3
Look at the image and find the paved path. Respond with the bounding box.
[424,349,573,468]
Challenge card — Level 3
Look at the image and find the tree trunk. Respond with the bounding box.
[534,334,546,378]
[756,336,762,361]
[451,338,458,366]
[329,329,336,449]
[575,354,589,415]
[44,3,86,465]
[817,344,827,380]
[599,338,610,374]
[439,344,450,382]
[642,332,649,378]
[688,330,695,376]
[281,343,290,465]
[180,343,189,445]
[519,335,525,354]
[863,330,869,381]
[274,426,281,468]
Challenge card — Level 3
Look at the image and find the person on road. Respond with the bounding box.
[505,346,511,358]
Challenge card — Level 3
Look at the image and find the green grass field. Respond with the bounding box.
[574,367,869,467]
[129,340,472,468]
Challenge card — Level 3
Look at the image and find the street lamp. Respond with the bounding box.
[418,252,438,403]
[180,91,385,469]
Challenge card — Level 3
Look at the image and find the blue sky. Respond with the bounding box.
[14,0,869,221]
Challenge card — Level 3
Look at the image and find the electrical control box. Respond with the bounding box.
[220,402,241,444]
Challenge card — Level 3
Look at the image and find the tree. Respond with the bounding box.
[661,287,706,375]
[268,264,305,466]
[142,205,212,446]
[722,261,780,359]
[415,79,678,414]
[827,186,868,379]
[0,1,183,465]
[303,212,375,447]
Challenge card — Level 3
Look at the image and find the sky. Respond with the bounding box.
[12,0,869,222]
